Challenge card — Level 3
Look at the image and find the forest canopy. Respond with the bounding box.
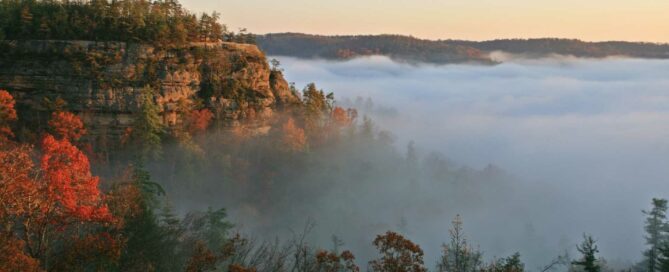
[0,0,254,47]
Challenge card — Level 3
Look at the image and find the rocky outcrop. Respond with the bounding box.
[0,40,298,140]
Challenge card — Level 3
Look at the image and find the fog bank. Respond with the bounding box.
[272,55,669,266]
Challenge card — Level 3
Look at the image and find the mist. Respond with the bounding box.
[244,55,669,268]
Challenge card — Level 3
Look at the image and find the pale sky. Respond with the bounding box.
[180,0,669,43]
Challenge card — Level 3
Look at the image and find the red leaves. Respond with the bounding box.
[186,109,214,135]
[48,111,86,141]
[0,90,17,122]
[0,234,42,272]
[0,90,18,139]
[0,143,38,222]
[40,134,111,223]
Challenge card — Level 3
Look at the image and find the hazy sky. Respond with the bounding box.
[180,0,669,43]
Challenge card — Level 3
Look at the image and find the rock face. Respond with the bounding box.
[0,40,298,140]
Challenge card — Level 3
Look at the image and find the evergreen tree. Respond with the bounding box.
[437,215,483,272]
[133,86,165,161]
[116,164,184,271]
[483,253,524,272]
[659,243,669,272]
[572,234,600,272]
[644,198,669,272]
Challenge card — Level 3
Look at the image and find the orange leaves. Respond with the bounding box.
[0,143,38,229]
[185,241,218,272]
[332,107,354,127]
[0,234,42,272]
[0,90,17,122]
[0,100,117,269]
[186,109,214,135]
[40,134,111,223]
[281,118,306,152]
[0,90,18,139]
[48,111,86,141]
[106,181,143,228]
[316,249,360,272]
[228,264,257,272]
[370,231,427,272]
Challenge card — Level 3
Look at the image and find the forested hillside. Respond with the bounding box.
[257,33,669,64]
[1,1,669,271]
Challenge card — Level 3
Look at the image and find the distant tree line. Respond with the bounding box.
[256,33,669,64]
[257,33,492,64]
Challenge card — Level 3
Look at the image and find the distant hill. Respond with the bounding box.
[257,33,669,64]
[257,33,494,64]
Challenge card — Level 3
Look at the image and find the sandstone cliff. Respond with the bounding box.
[0,40,299,140]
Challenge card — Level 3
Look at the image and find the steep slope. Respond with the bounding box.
[0,40,299,141]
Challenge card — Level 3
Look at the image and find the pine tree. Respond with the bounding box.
[644,198,669,272]
[133,86,165,161]
[659,243,669,272]
[572,234,600,272]
[437,215,483,272]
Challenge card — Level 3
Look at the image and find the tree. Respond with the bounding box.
[644,198,669,272]
[270,58,283,72]
[0,90,17,139]
[369,231,427,272]
[331,107,352,127]
[658,243,669,272]
[281,117,307,152]
[186,108,214,135]
[437,215,483,272]
[482,253,524,272]
[571,234,600,272]
[113,164,185,271]
[0,234,42,272]
[315,249,360,272]
[39,134,113,222]
[132,86,165,161]
[48,111,86,141]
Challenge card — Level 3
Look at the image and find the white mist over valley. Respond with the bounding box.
[263,55,669,268]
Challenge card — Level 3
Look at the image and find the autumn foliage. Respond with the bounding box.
[281,117,307,152]
[48,111,86,141]
[332,106,354,127]
[0,91,118,270]
[0,234,42,272]
[186,109,214,135]
[40,134,111,222]
[316,249,360,272]
[0,89,17,139]
[370,231,427,272]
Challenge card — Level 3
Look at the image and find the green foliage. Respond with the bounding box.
[659,243,669,272]
[115,165,183,271]
[644,198,669,272]
[302,83,333,115]
[483,253,524,272]
[223,27,256,44]
[132,161,166,208]
[0,0,225,47]
[133,86,165,161]
[572,234,600,272]
[257,33,669,64]
[437,215,484,272]
[183,207,233,252]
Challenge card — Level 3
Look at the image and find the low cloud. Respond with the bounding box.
[272,55,669,266]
